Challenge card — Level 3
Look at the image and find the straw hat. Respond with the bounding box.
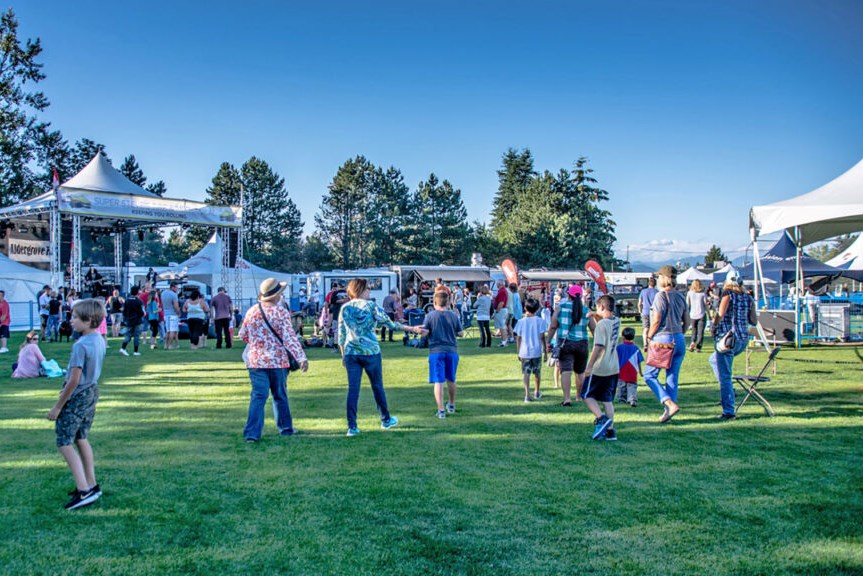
[258,278,287,302]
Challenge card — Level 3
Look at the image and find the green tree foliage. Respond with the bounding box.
[0,8,51,205]
[705,244,728,267]
[490,152,617,269]
[409,173,470,265]
[367,166,411,266]
[68,138,108,174]
[808,234,858,263]
[163,228,193,264]
[302,233,336,271]
[146,180,167,197]
[119,154,146,187]
[241,157,304,271]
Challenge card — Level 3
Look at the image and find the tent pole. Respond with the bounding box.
[114,232,123,294]
[220,228,230,296]
[234,184,245,308]
[751,232,762,308]
[50,203,62,289]
[794,226,801,349]
[71,215,82,293]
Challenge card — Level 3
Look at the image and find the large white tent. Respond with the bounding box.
[0,253,52,330]
[749,157,863,346]
[160,234,291,302]
[677,266,712,284]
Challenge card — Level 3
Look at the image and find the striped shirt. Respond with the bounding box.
[555,301,590,342]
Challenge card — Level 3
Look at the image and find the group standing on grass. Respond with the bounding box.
[38,265,760,510]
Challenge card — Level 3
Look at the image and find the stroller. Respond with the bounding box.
[403,309,428,348]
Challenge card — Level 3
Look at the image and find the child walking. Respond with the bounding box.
[417,291,464,418]
[582,295,621,441]
[513,298,548,402]
[46,299,107,510]
[616,327,644,407]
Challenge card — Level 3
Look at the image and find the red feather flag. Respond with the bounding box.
[584,260,607,295]
[501,258,519,286]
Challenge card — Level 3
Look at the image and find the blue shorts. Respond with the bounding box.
[429,352,459,384]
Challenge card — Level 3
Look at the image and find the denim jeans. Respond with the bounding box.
[46,314,61,341]
[344,353,390,429]
[644,332,687,404]
[244,368,293,439]
[709,337,748,415]
[122,322,145,351]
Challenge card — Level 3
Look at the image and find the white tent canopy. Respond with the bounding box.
[826,234,863,270]
[0,253,52,330]
[750,158,863,245]
[677,267,712,284]
[160,234,291,300]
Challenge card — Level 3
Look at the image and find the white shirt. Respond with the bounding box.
[514,315,548,359]
[39,293,50,315]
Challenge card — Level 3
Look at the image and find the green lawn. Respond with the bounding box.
[1,325,862,576]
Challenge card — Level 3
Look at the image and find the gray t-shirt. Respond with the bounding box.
[423,309,463,354]
[66,332,106,396]
[651,290,689,336]
[161,289,179,318]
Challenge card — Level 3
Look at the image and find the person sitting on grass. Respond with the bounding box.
[12,330,45,378]
[46,298,107,510]
[416,291,463,419]
[514,297,548,403]
[582,295,621,441]
[615,327,644,407]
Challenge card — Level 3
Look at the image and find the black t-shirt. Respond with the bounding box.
[329,289,349,320]
[123,297,145,327]
[49,298,62,315]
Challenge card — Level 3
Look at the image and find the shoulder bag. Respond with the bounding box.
[715,293,738,353]
[646,291,675,369]
[258,303,302,372]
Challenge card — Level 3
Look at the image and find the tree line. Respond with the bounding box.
[0,8,620,273]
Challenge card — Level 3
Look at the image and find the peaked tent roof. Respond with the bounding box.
[740,232,860,283]
[826,234,863,270]
[750,158,863,245]
[61,153,159,197]
[677,267,712,284]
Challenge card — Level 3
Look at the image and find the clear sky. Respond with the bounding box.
[14,0,863,265]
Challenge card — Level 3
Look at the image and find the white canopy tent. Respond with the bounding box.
[750,157,863,346]
[677,267,713,284]
[0,253,52,330]
[0,154,243,298]
[160,234,291,301]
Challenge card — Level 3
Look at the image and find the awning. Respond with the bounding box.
[414,269,492,283]
[520,270,591,282]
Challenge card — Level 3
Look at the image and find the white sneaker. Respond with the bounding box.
[119,349,129,356]
[446,403,456,414]
[133,352,141,356]
[0,347,8,354]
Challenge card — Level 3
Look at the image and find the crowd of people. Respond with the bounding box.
[25,264,760,511]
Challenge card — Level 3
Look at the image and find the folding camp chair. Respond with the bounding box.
[734,347,780,417]
[461,309,477,339]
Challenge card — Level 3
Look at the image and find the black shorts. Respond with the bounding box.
[581,374,618,403]
[0,325,8,338]
[558,339,588,374]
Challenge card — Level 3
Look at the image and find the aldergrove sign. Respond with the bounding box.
[8,237,50,263]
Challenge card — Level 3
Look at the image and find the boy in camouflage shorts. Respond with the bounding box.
[514,298,548,402]
[47,299,107,510]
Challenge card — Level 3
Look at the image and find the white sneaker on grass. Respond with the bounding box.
[119,349,129,356]
[446,403,455,414]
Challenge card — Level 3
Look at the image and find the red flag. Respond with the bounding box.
[501,258,519,286]
[584,260,607,295]
[52,168,60,191]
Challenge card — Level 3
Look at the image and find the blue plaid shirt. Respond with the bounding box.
[717,290,752,342]
[555,301,590,342]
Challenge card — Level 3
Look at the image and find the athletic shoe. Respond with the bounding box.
[346,427,361,437]
[119,349,129,356]
[498,342,507,347]
[534,391,542,400]
[64,486,101,510]
[133,352,141,356]
[446,403,455,414]
[629,401,638,408]
[592,416,613,440]
[150,344,157,350]
[436,409,446,419]
[718,413,737,421]
[0,347,8,354]
[605,428,618,441]
[68,483,101,496]
[524,395,533,403]
[245,437,258,443]
[381,416,399,430]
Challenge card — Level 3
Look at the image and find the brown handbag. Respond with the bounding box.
[646,291,675,369]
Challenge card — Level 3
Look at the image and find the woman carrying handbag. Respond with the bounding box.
[644,266,690,423]
[709,270,757,420]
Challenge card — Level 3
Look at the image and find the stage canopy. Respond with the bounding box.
[0,154,243,295]
[750,158,863,245]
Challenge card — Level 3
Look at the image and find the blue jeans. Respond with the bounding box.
[644,333,687,404]
[709,337,748,415]
[122,322,145,351]
[46,314,61,341]
[244,368,293,440]
[344,353,390,429]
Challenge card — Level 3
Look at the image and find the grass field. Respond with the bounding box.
[1,324,862,576]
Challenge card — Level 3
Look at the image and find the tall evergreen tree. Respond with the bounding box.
[119,154,146,187]
[411,173,470,265]
[367,166,411,266]
[491,148,535,236]
[315,156,375,269]
[68,138,108,173]
[705,244,728,267]
[185,162,244,255]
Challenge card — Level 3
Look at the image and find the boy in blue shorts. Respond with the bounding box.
[47,299,107,509]
[418,291,463,418]
[583,295,621,441]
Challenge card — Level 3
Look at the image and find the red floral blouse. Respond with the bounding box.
[238,302,307,369]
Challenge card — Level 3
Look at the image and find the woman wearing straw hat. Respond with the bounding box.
[338,278,416,437]
[238,278,308,442]
[644,265,690,423]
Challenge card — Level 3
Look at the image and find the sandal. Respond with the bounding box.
[659,402,680,423]
[560,401,572,407]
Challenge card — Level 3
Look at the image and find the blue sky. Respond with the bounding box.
[15,0,863,265]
